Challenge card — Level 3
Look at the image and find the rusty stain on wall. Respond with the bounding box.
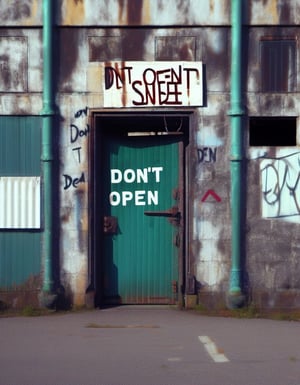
[74,263,88,305]
[59,30,80,92]
[0,37,28,92]
[251,0,279,24]
[155,36,196,61]
[63,0,85,25]
[24,0,39,26]
[0,0,41,26]
[118,0,143,25]
[122,29,149,60]
[89,36,122,62]
[1,1,31,20]
[0,274,42,309]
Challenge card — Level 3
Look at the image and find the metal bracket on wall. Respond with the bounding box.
[103,216,118,234]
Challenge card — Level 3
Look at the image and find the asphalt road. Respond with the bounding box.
[1,306,300,385]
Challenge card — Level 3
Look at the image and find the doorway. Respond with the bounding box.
[92,113,189,306]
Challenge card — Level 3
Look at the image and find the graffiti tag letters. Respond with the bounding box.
[63,107,89,190]
[261,153,300,221]
[103,61,203,108]
[197,147,217,163]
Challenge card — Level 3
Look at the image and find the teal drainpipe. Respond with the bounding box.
[227,0,245,308]
[40,0,56,306]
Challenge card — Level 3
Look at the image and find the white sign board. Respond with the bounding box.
[103,61,203,108]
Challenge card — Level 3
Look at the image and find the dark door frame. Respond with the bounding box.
[89,109,194,307]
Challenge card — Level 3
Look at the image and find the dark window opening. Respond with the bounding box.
[96,113,189,137]
[249,117,297,146]
[260,39,297,92]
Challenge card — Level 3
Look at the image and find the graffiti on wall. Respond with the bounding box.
[63,107,89,190]
[201,189,221,202]
[261,152,300,221]
[103,61,203,108]
[197,147,217,163]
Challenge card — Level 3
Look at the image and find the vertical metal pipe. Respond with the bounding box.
[228,0,245,307]
[40,0,55,300]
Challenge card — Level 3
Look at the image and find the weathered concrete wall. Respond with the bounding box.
[246,24,300,309]
[247,0,300,25]
[0,30,42,114]
[2,0,300,27]
[0,0,41,26]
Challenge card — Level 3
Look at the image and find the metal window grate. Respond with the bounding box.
[0,176,41,229]
[261,39,297,92]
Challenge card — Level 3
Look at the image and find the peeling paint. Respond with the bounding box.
[0,36,28,92]
[0,274,42,309]
[0,0,41,26]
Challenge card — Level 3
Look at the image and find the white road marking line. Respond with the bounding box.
[198,335,230,363]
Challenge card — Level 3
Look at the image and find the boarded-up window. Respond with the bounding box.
[261,39,296,92]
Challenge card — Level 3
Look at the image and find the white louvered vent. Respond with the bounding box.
[0,177,41,229]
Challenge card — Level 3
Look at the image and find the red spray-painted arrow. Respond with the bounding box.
[201,189,221,202]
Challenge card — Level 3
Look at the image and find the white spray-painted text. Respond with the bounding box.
[109,167,163,206]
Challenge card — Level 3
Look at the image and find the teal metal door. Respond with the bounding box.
[102,134,182,304]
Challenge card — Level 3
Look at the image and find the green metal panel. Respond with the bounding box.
[0,116,41,289]
[0,232,41,288]
[103,135,180,304]
[0,116,41,176]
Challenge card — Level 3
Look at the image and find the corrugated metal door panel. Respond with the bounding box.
[0,116,41,175]
[0,177,40,228]
[0,232,41,288]
[103,135,179,304]
[0,116,41,289]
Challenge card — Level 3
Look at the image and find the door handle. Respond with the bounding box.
[144,206,180,218]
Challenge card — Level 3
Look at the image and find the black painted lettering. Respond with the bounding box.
[183,68,199,89]
[63,174,73,190]
[132,80,146,106]
[105,66,123,90]
[70,124,79,143]
[63,172,85,190]
[74,106,88,118]
[72,147,82,163]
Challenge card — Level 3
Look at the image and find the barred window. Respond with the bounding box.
[260,39,296,92]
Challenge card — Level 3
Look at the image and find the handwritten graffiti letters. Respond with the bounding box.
[197,147,217,163]
[63,106,89,190]
[260,152,300,220]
